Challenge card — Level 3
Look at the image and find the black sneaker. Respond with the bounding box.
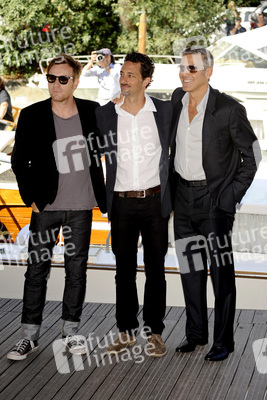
[7,339,38,361]
[62,335,87,355]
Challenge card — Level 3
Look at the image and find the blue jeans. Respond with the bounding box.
[21,210,92,340]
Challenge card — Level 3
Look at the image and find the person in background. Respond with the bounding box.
[224,1,238,36]
[252,13,266,29]
[82,48,121,105]
[7,54,106,361]
[230,17,246,35]
[0,77,14,130]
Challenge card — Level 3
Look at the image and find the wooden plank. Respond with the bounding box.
[89,320,178,400]
[145,322,200,400]
[125,320,188,400]
[0,313,61,395]
[0,302,267,400]
[31,316,117,400]
[6,315,109,400]
[225,324,267,400]
[252,310,267,325]
[238,309,256,324]
[0,298,22,312]
[0,311,20,334]
[203,323,253,400]
[165,305,185,321]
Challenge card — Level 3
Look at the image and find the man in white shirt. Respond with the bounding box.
[96,52,172,357]
[170,47,260,361]
[82,48,121,105]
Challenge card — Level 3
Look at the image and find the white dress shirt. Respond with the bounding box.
[114,93,161,191]
[174,87,210,180]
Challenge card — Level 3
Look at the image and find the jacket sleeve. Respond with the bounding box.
[230,102,262,203]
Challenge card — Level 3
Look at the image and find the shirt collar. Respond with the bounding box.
[182,86,210,113]
[115,93,157,116]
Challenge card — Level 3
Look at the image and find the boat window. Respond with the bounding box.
[259,46,267,56]
[209,42,232,59]
[216,45,267,68]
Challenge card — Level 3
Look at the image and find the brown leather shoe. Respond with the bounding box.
[107,332,136,354]
[146,334,167,357]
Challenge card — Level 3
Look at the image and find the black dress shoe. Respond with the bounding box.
[176,339,207,353]
[204,345,234,361]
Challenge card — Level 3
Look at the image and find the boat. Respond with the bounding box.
[208,26,267,149]
[1,153,267,309]
[208,26,267,101]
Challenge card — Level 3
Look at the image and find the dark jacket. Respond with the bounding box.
[170,86,261,213]
[96,97,173,219]
[11,97,106,213]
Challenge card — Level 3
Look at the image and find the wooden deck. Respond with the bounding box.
[0,298,266,400]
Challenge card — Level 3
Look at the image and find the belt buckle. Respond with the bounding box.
[140,190,146,198]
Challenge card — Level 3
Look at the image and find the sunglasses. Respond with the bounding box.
[46,74,74,85]
[179,65,203,74]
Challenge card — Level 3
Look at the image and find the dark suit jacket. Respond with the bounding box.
[170,86,261,213]
[11,97,107,213]
[96,97,172,219]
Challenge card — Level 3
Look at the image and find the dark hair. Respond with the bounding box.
[47,53,82,79]
[181,47,214,69]
[0,77,5,91]
[124,52,155,87]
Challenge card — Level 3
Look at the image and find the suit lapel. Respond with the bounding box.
[44,98,57,143]
[202,87,216,159]
[152,99,165,148]
[170,93,184,168]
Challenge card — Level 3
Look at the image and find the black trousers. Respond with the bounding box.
[22,210,92,326]
[174,179,236,349]
[111,193,169,335]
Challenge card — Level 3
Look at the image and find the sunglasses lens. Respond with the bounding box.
[179,65,199,73]
[46,75,70,84]
[46,74,56,83]
[188,65,198,73]
[58,76,69,85]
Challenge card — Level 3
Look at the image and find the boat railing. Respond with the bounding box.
[39,54,181,74]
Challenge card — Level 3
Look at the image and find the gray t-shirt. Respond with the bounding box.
[44,112,97,211]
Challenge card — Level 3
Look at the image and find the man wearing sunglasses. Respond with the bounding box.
[170,47,260,361]
[8,54,106,361]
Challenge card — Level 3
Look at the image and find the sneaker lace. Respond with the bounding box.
[15,339,30,352]
[67,335,84,347]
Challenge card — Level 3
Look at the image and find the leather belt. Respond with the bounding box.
[114,185,161,199]
[178,175,207,187]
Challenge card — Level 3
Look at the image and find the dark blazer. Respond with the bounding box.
[170,86,261,213]
[96,97,173,219]
[11,97,107,213]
